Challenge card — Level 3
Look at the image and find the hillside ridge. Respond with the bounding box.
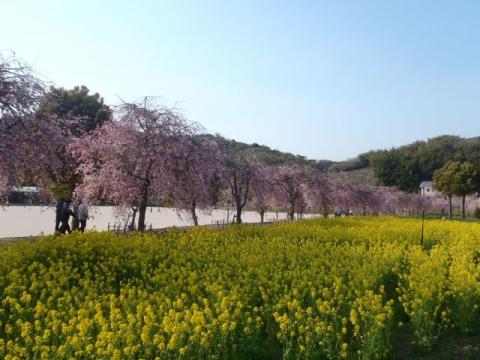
[207,134,480,190]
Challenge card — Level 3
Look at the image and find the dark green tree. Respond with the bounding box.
[37,85,111,136]
[433,162,458,219]
[450,162,480,218]
[433,161,480,219]
[368,150,401,187]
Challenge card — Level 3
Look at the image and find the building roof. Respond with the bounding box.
[12,186,39,193]
[419,181,433,188]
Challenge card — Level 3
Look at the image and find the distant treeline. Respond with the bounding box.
[202,134,480,193]
[359,135,480,192]
[213,134,480,193]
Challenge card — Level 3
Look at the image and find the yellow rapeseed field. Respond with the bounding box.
[0,217,479,359]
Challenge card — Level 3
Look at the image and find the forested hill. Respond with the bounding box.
[203,134,335,172]
[356,135,480,192]
[206,134,480,193]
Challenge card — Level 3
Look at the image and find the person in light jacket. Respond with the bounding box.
[77,200,89,232]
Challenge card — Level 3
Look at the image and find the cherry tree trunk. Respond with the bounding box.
[448,195,452,219]
[288,202,295,221]
[72,203,79,231]
[461,195,466,219]
[236,205,242,224]
[191,200,198,226]
[259,209,265,224]
[137,192,148,231]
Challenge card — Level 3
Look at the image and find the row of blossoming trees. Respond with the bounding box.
[1,53,443,230]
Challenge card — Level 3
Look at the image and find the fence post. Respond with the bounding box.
[421,209,425,247]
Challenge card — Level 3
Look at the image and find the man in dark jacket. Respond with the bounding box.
[55,198,65,232]
[59,199,76,234]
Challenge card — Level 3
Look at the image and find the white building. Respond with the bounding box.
[10,186,40,204]
[419,181,437,197]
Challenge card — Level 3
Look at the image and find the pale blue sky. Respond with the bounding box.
[2,0,479,161]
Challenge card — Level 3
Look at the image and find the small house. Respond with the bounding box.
[419,181,437,197]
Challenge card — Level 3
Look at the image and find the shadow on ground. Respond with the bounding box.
[391,326,480,360]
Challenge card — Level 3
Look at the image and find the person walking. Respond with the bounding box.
[59,199,75,234]
[77,200,89,233]
[55,198,65,232]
